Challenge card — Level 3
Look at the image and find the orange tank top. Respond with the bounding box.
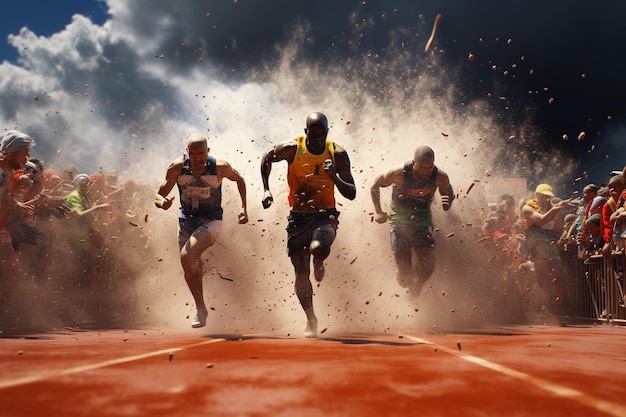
[287,136,335,213]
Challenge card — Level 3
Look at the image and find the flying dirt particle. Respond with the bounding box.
[457,342,462,351]
[442,291,446,296]
[508,135,515,141]
[18,351,23,356]
[548,97,555,104]
[466,182,475,194]
[577,131,586,141]
[218,272,233,281]
[441,132,448,137]
[563,134,569,141]
[320,328,327,334]
[424,14,442,52]
[350,256,357,264]
[468,53,474,61]
[169,353,173,361]
[446,233,454,238]
[485,171,491,176]
[206,363,214,368]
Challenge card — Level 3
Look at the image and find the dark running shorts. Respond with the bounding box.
[286,209,339,256]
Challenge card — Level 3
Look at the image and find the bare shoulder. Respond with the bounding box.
[373,164,405,186]
[266,139,298,161]
[435,166,450,180]
[166,156,184,173]
[332,142,348,153]
[215,158,235,173]
[274,139,297,152]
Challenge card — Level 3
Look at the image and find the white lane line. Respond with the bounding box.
[405,335,626,417]
[0,338,225,389]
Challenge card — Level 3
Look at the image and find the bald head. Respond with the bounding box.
[413,145,434,162]
[186,134,208,150]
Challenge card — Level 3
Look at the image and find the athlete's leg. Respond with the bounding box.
[414,246,436,292]
[179,220,221,327]
[290,249,318,337]
[310,224,336,282]
[390,225,413,288]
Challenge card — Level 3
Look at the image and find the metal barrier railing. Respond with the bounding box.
[568,253,626,323]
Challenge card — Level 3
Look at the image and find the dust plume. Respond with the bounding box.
[1,4,582,336]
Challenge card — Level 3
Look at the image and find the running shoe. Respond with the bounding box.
[304,317,318,338]
[191,307,208,328]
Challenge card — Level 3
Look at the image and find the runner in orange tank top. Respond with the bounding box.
[261,112,356,338]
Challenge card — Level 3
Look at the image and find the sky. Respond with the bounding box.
[2,0,626,331]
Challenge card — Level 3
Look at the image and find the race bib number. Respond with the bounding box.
[186,186,211,198]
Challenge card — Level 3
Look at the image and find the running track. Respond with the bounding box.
[1,325,625,416]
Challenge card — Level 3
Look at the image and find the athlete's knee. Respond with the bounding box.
[310,239,330,259]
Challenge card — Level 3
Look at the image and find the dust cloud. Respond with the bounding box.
[2,12,578,336]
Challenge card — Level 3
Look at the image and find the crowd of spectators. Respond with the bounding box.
[0,134,153,329]
[481,167,626,319]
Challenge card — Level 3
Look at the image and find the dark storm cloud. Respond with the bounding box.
[107,0,625,139]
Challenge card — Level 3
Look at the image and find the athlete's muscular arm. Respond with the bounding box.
[329,146,356,201]
[260,141,297,209]
[370,166,404,223]
[155,158,183,210]
[436,168,454,211]
[218,160,248,224]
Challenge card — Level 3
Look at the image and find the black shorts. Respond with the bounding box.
[286,209,339,256]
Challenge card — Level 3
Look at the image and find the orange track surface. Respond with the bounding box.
[1,325,625,417]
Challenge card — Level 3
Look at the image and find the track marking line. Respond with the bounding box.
[0,338,225,390]
[405,335,626,417]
